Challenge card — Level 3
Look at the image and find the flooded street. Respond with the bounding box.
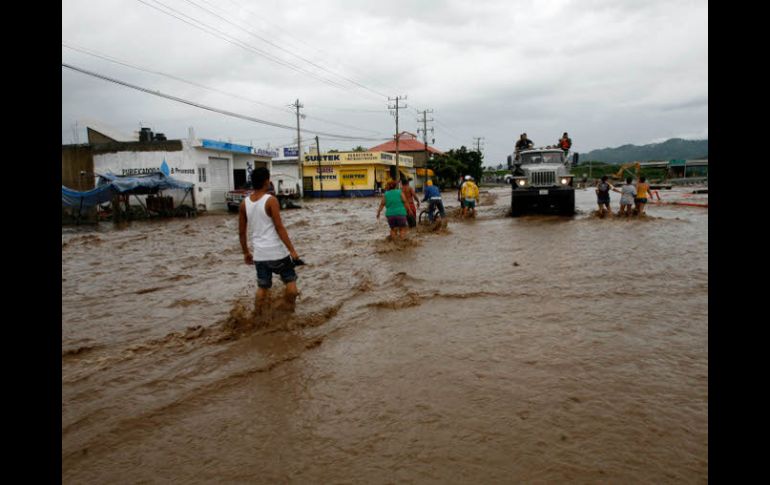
[62,186,707,483]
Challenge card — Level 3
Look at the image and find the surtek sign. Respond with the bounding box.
[340,170,367,186]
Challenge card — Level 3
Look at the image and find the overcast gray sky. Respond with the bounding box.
[62,0,708,166]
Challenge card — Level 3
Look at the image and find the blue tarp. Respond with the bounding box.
[62,172,194,208]
[62,184,117,208]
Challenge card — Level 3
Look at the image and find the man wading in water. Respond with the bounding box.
[239,167,302,316]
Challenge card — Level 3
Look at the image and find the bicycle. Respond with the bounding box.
[418,200,446,227]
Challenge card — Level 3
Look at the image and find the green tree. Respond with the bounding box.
[352,146,366,152]
[427,145,484,188]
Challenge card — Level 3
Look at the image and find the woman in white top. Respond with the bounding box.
[239,167,302,316]
[613,177,636,217]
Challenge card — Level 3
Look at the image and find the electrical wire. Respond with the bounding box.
[62,62,388,141]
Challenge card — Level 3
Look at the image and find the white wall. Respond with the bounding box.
[92,141,225,211]
[92,141,277,212]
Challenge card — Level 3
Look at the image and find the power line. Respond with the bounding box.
[63,42,385,136]
[178,0,389,99]
[134,0,384,101]
[218,0,406,97]
[63,42,292,115]
[62,62,388,142]
[433,118,464,143]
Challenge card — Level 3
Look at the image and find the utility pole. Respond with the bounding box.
[473,136,485,154]
[417,109,434,190]
[473,137,485,181]
[315,135,322,199]
[291,99,304,197]
[388,95,407,185]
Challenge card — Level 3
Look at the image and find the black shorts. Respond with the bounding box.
[254,256,297,289]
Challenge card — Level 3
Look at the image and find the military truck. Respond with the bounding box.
[507,147,575,216]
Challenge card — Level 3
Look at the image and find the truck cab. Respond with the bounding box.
[507,148,575,216]
[225,175,301,212]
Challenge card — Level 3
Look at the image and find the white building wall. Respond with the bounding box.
[271,159,301,193]
[92,140,275,212]
[92,140,229,211]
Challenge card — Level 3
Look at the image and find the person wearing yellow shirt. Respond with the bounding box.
[460,175,480,218]
[634,176,652,216]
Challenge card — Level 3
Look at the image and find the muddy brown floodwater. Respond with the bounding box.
[62,186,707,483]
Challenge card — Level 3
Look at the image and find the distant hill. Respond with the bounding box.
[580,138,708,164]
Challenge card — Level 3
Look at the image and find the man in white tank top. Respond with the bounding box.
[239,167,301,316]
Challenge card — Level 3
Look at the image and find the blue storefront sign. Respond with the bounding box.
[201,139,253,154]
[283,147,299,158]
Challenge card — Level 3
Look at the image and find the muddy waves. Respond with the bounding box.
[62,186,708,483]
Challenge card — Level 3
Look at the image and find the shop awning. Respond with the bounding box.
[63,171,194,207]
[416,168,434,176]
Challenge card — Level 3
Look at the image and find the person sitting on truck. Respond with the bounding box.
[558,132,572,154]
[595,175,614,216]
[515,133,534,160]
[461,176,480,218]
[422,179,445,223]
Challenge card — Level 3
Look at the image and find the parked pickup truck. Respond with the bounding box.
[226,176,301,212]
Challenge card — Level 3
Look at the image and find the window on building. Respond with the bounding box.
[198,166,207,183]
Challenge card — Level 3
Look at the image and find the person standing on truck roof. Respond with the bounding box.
[377,180,410,240]
[239,167,302,317]
[461,175,480,219]
[595,175,614,216]
[558,132,572,154]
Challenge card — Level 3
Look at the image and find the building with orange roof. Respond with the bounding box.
[368,132,442,189]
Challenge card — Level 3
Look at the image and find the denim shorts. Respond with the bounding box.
[254,256,297,289]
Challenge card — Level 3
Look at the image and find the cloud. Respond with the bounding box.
[62,0,708,163]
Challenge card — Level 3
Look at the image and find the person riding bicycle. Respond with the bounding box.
[422,179,445,223]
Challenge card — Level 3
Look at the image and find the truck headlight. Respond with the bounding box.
[560,177,571,185]
[517,179,527,187]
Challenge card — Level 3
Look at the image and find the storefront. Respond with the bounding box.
[302,151,415,197]
[90,137,272,211]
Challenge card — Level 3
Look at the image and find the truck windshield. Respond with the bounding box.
[521,152,563,164]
